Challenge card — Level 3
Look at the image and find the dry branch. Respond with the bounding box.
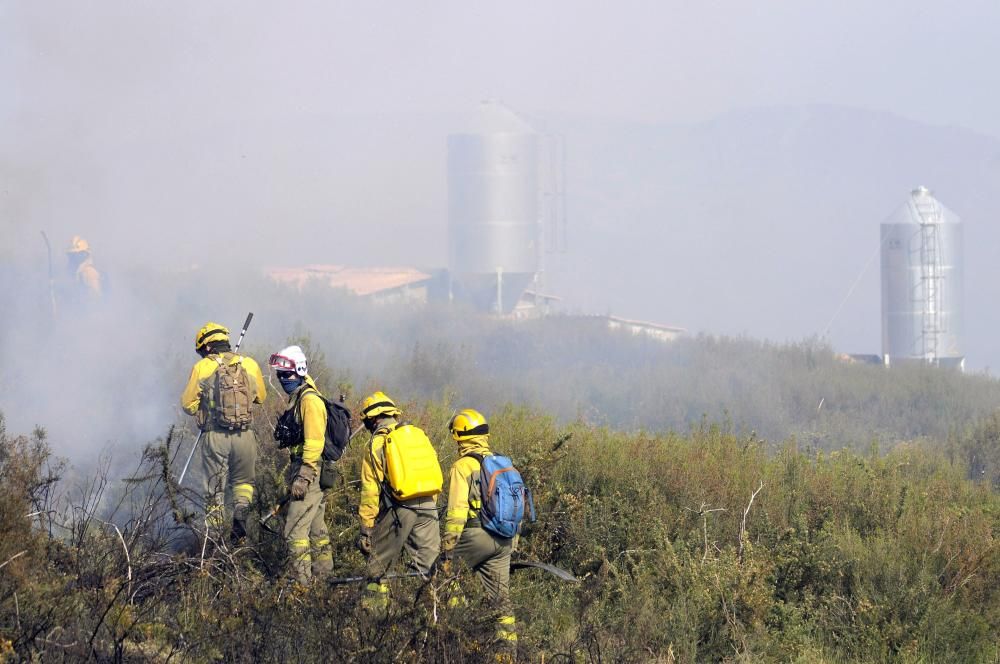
[738,480,764,563]
[0,550,27,570]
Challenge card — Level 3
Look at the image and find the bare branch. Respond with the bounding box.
[0,550,27,570]
[689,502,726,562]
[739,480,764,563]
[200,516,210,570]
[98,520,133,601]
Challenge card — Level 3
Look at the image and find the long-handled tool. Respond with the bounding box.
[511,559,578,582]
[177,435,202,488]
[259,494,291,535]
[326,559,578,586]
[40,231,57,319]
[329,570,428,586]
[232,312,254,355]
[178,312,254,485]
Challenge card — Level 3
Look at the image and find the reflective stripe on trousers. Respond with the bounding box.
[313,536,332,562]
[362,581,390,612]
[232,482,254,505]
[497,614,517,642]
[290,538,311,561]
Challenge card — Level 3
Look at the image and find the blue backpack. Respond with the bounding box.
[466,452,536,538]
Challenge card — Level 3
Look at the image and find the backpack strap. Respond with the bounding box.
[463,452,486,466]
[213,351,243,364]
[290,386,311,423]
[295,384,327,409]
[301,386,330,404]
[370,422,394,493]
[459,452,487,525]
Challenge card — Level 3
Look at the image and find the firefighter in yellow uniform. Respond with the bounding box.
[66,236,102,298]
[181,322,266,543]
[356,392,440,611]
[441,409,518,649]
[269,345,332,583]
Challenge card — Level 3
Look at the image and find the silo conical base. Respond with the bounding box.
[451,272,534,314]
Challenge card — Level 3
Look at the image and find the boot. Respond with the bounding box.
[230,505,249,546]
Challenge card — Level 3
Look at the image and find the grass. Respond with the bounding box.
[0,397,997,662]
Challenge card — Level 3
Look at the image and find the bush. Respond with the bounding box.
[2,323,1000,661]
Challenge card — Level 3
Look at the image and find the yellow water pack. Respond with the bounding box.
[384,424,443,500]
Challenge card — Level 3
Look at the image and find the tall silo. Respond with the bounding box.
[448,103,541,313]
[880,186,964,369]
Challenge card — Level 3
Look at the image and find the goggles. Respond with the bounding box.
[268,353,297,372]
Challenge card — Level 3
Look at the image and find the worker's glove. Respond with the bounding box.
[438,546,454,576]
[356,525,373,556]
[290,475,310,500]
[290,464,315,501]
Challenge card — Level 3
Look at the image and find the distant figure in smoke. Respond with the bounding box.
[181,322,267,545]
[65,235,103,299]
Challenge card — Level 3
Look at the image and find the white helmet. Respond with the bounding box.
[269,345,308,377]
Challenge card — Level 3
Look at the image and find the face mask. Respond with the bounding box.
[279,375,304,394]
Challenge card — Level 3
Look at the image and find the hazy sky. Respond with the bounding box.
[3,1,999,134]
[3,1,999,346]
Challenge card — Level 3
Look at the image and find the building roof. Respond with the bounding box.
[605,315,686,334]
[267,265,432,297]
[521,289,563,303]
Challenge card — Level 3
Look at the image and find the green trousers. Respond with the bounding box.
[454,526,517,645]
[366,496,440,578]
[454,526,513,606]
[195,429,257,530]
[362,497,440,613]
[284,462,332,584]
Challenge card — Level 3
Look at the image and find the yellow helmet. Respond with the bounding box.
[361,391,402,420]
[449,408,489,441]
[194,322,230,351]
[67,236,90,254]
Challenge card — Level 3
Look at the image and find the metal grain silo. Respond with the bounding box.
[448,104,541,313]
[880,186,964,369]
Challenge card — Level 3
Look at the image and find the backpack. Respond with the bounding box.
[381,423,443,501]
[319,394,353,462]
[210,354,253,430]
[466,452,536,538]
[274,388,354,462]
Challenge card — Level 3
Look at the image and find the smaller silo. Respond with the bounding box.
[880,186,964,369]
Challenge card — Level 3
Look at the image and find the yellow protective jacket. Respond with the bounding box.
[358,417,398,529]
[180,352,266,426]
[286,376,326,475]
[75,257,102,297]
[442,435,492,550]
